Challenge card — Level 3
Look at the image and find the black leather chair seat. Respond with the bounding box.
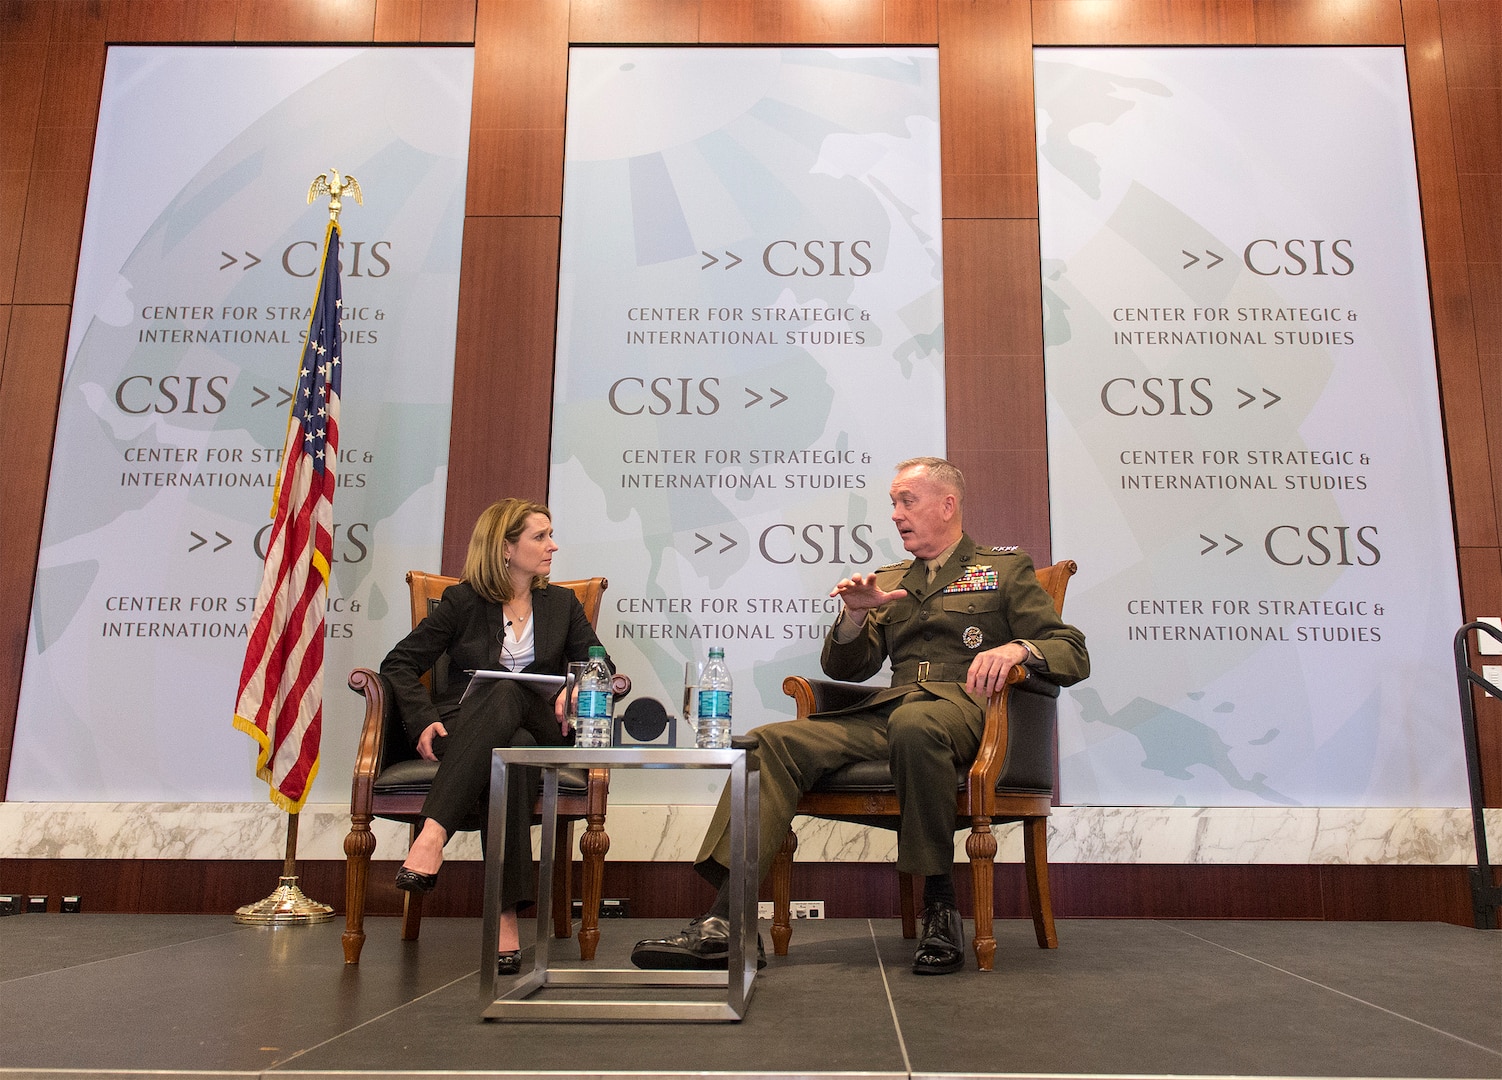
[373,758,589,797]
[810,757,1050,796]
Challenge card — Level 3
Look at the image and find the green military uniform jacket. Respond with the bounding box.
[819,534,1088,720]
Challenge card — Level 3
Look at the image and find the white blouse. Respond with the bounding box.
[501,615,536,671]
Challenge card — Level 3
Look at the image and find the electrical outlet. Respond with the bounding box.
[0,895,21,916]
[60,895,82,913]
[571,898,630,918]
[26,895,48,914]
[757,900,824,919]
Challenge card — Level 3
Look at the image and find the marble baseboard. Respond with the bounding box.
[1,800,1496,866]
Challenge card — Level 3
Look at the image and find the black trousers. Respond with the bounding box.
[422,677,566,910]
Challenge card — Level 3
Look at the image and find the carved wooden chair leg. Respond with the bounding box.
[577,775,609,961]
[1023,814,1058,948]
[967,816,998,971]
[898,870,918,938]
[770,828,797,955]
[551,819,574,939]
[400,822,424,941]
[342,817,374,963]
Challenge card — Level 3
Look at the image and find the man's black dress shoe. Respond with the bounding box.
[912,901,965,975]
[630,915,766,970]
[394,866,439,893]
[496,949,522,976]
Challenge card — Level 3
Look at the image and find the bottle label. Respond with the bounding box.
[578,690,611,718]
[697,690,732,720]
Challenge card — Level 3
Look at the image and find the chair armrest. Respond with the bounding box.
[348,667,389,819]
[969,669,1061,805]
[781,675,877,718]
[611,673,632,699]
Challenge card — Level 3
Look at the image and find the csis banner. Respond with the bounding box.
[9,47,472,802]
[1036,47,1467,807]
[548,48,946,795]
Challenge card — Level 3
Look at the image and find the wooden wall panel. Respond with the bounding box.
[0,305,70,801]
[1318,864,1476,921]
[0,38,44,304]
[466,0,568,216]
[1435,0,1501,88]
[1437,0,1502,804]
[939,0,1035,219]
[1430,258,1498,544]
[11,43,103,306]
[443,216,562,572]
[374,0,425,40]
[0,306,9,423]
[103,0,238,40]
[1405,3,1466,260]
[46,0,106,41]
[1472,265,1502,357]
[376,0,477,41]
[231,0,376,41]
[951,448,1054,564]
[1450,89,1502,175]
[887,0,939,42]
[1032,0,1256,44]
[1402,0,1498,553]
[1252,0,1404,43]
[698,0,887,43]
[1,39,48,158]
[0,169,31,306]
[421,0,478,41]
[943,217,1050,558]
[1053,863,1327,919]
[1457,175,1502,264]
[0,0,53,41]
[569,0,701,42]
[0,858,1480,925]
[943,219,1044,360]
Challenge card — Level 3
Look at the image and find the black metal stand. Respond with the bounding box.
[1452,621,1502,929]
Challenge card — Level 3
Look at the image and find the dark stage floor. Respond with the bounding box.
[1,912,1498,1079]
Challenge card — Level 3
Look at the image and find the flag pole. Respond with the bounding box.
[234,170,363,926]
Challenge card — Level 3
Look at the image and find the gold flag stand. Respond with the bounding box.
[234,170,363,927]
[234,812,334,924]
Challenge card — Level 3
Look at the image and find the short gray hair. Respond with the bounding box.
[895,456,965,505]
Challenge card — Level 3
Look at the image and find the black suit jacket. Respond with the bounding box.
[379,580,606,744]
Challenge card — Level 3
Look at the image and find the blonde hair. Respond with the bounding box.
[463,498,551,603]
[895,456,965,507]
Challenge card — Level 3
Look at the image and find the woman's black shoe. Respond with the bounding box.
[394,866,439,893]
[496,950,522,976]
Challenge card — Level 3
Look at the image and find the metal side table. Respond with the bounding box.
[480,745,759,1022]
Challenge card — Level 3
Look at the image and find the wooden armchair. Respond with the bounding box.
[772,558,1077,971]
[342,572,619,964]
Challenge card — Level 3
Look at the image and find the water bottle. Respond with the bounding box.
[696,646,732,749]
[575,645,614,749]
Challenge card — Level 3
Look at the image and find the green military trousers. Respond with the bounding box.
[695,688,985,883]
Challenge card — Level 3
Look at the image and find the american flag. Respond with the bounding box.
[233,219,343,813]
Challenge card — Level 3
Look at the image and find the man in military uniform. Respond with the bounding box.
[631,456,1089,975]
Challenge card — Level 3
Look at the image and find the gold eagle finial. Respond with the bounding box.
[307,169,363,223]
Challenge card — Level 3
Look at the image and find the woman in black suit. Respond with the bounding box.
[380,497,608,971]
